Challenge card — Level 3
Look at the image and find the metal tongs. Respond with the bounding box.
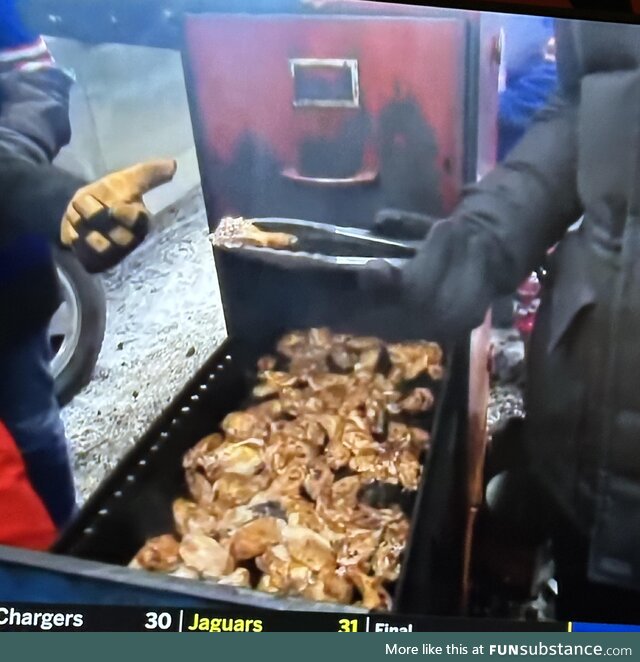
[209,217,417,271]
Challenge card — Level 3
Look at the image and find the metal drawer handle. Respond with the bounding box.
[281,166,378,186]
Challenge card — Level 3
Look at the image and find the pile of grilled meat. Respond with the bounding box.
[131,328,443,610]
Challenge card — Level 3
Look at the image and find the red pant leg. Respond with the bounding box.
[0,420,57,550]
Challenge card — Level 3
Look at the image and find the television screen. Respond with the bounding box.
[0,0,638,632]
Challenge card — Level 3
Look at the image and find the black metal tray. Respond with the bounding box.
[54,332,468,615]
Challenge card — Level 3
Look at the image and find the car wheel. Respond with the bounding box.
[50,247,107,407]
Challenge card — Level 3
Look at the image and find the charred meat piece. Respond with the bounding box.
[212,217,297,249]
[281,524,336,573]
[371,519,410,582]
[173,498,218,537]
[179,534,234,578]
[253,371,302,398]
[387,341,444,382]
[277,328,334,375]
[387,422,430,453]
[134,535,181,572]
[214,505,261,539]
[392,387,435,414]
[347,568,393,611]
[221,411,269,441]
[217,567,252,588]
[336,529,381,571]
[201,439,265,482]
[183,433,224,472]
[212,472,271,507]
[331,475,364,511]
[230,517,284,561]
[185,471,216,508]
[303,458,334,502]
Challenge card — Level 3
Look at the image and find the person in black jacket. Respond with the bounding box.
[0,6,176,534]
[363,18,640,623]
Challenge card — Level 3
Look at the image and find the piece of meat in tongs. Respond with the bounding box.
[211,217,297,249]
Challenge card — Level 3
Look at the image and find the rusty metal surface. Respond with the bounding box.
[183,13,469,229]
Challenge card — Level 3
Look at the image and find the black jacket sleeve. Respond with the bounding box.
[0,67,73,164]
[399,20,584,337]
[0,53,79,243]
[0,149,84,244]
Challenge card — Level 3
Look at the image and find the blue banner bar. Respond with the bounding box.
[572,622,640,632]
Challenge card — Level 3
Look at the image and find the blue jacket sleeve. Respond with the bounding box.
[0,0,73,163]
[498,60,558,160]
[0,0,37,49]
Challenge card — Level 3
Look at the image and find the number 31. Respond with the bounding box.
[338,618,358,632]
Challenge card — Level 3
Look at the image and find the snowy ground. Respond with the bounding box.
[62,187,227,502]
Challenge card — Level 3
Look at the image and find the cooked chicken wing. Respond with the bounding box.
[217,567,252,588]
[230,517,284,561]
[347,568,393,611]
[282,524,336,573]
[183,433,224,472]
[211,472,271,507]
[179,534,234,578]
[173,498,218,537]
[212,217,297,249]
[134,535,181,572]
[387,341,443,382]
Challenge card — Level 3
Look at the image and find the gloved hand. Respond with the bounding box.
[373,208,439,241]
[360,216,493,341]
[60,159,177,273]
[363,208,441,301]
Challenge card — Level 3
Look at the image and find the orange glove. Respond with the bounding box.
[60,158,177,273]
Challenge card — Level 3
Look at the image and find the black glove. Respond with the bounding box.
[373,208,439,241]
[362,208,442,301]
[365,208,440,305]
[360,217,494,341]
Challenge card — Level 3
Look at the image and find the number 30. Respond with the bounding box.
[145,612,172,630]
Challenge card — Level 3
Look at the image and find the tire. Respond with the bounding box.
[49,247,107,407]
